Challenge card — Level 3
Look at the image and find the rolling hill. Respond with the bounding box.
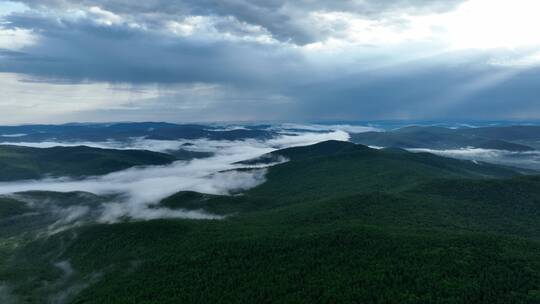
[0,145,177,181]
[3,141,540,303]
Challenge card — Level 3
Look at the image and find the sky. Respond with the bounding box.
[0,0,539,124]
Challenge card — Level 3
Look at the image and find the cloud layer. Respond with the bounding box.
[0,0,540,122]
[14,0,465,45]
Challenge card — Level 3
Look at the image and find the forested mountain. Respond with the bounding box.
[0,145,176,181]
[2,141,540,303]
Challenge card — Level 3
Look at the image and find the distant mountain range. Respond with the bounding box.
[351,125,540,151]
[0,122,276,142]
[2,122,539,153]
[0,145,178,181]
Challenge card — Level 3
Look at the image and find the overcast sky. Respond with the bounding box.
[0,0,539,124]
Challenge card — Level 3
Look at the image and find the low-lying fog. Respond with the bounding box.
[0,126,350,223]
[408,148,540,171]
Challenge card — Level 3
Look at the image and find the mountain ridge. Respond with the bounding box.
[0,145,177,181]
[351,125,540,151]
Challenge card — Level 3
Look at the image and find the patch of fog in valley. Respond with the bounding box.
[0,127,351,225]
[0,134,27,138]
[275,123,382,134]
[0,284,16,304]
[408,148,540,171]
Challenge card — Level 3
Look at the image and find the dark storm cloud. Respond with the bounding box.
[0,11,305,84]
[0,0,465,84]
[15,0,465,45]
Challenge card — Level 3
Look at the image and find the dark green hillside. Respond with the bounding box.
[3,141,540,303]
[0,196,30,218]
[247,141,517,203]
[40,219,540,304]
[0,145,176,181]
[268,140,367,160]
[238,140,365,165]
[186,141,518,215]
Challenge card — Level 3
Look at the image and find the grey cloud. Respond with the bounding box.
[3,1,540,122]
[15,0,466,45]
[0,0,468,86]
[1,11,305,84]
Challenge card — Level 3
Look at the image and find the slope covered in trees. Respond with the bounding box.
[0,145,177,181]
[1,141,540,303]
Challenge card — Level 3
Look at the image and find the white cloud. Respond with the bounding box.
[442,0,540,50]
[0,2,36,50]
[88,6,124,26]
[165,15,276,44]
[0,27,36,49]
[0,1,27,16]
[300,0,540,67]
